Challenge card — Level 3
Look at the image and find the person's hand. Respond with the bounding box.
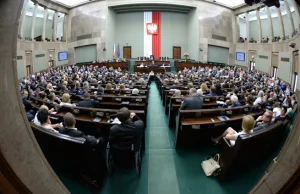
[256,116,262,121]
[130,112,136,119]
[49,108,55,113]
[52,123,61,129]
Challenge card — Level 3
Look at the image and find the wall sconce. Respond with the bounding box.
[103,47,107,51]
[199,48,203,52]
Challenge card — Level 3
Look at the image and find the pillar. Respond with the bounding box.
[52,12,58,42]
[276,7,285,41]
[256,9,262,43]
[284,0,295,34]
[266,7,274,41]
[31,3,38,41]
[245,12,250,41]
[292,0,300,28]
[19,0,29,39]
[62,14,68,42]
[42,8,48,41]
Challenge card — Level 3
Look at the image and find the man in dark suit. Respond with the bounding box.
[179,88,203,110]
[78,93,97,108]
[109,107,144,150]
[253,111,273,132]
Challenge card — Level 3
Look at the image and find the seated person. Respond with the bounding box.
[109,107,144,149]
[22,90,33,112]
[36,109,59,133]
[220,95,241,108]
[272,102,281,118]
[207,87,217,96]
[253,111,273,132]
[60,93,76,107]
[211,115,254,145]
[245,95,254,106]
[33,105,58,127]
[172,89,182,97]
[97,86,105,95]
[105,83,112,90]
[180,88,203,110]
[78,93,97,108]
[131,88,140,96]
[273,106,287,123]
[254,90,264,105]
[197,89,203,97]
[48,92,61,105]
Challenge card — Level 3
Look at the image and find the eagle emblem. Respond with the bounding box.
[147,23,158,34]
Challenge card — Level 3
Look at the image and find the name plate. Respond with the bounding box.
[192,125,200,130]
[219,97,225,101]
[96,112,104,117]
[97,97,103,100]
[136,98,142,102]
[169,92,174,94]
[115,98,122,102]
[204,98,210,102]
[175,99,182,103]
[244,108,249,112]
[126,90,131,94]
[226,110,232,115]
[140,91,145,94]
[73,109,80,114]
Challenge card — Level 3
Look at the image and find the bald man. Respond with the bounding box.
[179,88,203,110]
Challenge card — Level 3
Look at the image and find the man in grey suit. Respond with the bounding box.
[253,111,273,132]
[180,88,203,110]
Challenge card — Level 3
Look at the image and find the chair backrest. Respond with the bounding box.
[110,135,140,151]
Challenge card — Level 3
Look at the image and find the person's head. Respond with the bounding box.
[210,87,216,94]
[119,84,125,90]
[246,95,254,105]
[230,95,239,105]
[40,92,47,100]
[241,115,255,133]
[132,88,139,95]
[105,83,112,90]
[258,90,264,98]
[197,89,203,96]
[64,112,76,128]
[262,111,273,122]
[281,106,287,116]
[48,92,56,101]
[187,82,194,89]
[62,93,71,103]
[189,88,197,96]
[39,105,49,111]
[200,82,208,91]
[173,89,181,97]
[37,109,50,125]
[83,92,90,100]
[23,90,28,98]
[61,84,68,91]
[117,107,131,123]
[273,101,281,108]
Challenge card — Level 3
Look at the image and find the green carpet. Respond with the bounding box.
[56,82,280,194]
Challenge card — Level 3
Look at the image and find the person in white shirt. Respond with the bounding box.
[60,93,76,107]
[272,102,282,119]
[36,109,59,133]
[254,90,264,105]
[211,115,255,145]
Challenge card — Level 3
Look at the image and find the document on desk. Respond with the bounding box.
[112,118,121,124]
[216,101,225,104]
[217,116,230,121]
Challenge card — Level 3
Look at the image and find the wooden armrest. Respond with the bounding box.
[222,137,232,147]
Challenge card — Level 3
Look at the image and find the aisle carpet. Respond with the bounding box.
[56,82,279,194]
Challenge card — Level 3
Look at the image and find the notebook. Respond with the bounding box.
[93,117,101,122]
[218,116,230,121]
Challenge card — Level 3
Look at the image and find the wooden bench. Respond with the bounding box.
[175,105,264,148]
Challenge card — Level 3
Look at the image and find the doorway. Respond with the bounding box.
[48,49,55,67]
[123,46,131,59]
[25,51,32,76]
[173,46,181,59]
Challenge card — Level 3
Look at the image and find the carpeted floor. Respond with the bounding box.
[56,82,280,194]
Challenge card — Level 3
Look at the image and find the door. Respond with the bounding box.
[25,51,32,76]
[123,46,131,59]
[173,46,181,59]
[48,49,55,67]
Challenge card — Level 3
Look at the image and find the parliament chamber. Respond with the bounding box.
[1,0,300,194]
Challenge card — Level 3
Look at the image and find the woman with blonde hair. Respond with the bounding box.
[211,115,254,145]
[200,82,208,91]
[60,93,75,107]
[105,83,112,90]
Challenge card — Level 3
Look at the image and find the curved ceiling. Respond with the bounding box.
[50,0,246,8]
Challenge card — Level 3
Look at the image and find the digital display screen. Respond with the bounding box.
[236,52,245,61]
[58,52,68,61]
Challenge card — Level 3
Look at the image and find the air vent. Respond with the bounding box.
[77,34,92,41]
[17,56,23,60]
[36,54,45,58]
[259,55,268,59]
[212,34,227,41]
[281,57,290,62]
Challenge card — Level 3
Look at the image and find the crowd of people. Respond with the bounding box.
[20,64,296,147]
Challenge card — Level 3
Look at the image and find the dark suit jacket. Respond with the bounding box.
[59,127,85,137]
[78,99,97,108]
[109,115,144,150]
[253,121,271,132]
[180,95,203,110]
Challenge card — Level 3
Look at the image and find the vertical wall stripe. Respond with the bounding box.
[144,12,152,57]
[152,12,161,58]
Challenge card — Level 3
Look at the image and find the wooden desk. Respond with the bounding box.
[88,61,130,70]
[135,60,170,66]
[174,62,213,71]
[134,65,171,73]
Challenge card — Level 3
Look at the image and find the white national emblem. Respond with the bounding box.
[147,23,157,34]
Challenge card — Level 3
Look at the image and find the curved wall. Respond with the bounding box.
[0,0,69,193]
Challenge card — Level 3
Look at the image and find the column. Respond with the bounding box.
[256,9,262,43]
[31,3,38,41]
[52,12,58,42]
[292,0,300,28]
[19,0,29,39]
[266,7,274,41]
[276,7,285,41]
[236,15,240,43]
[62,14,68,42]
[284,0,295,34]
[42,8,48,41]
[245,12,250,41]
